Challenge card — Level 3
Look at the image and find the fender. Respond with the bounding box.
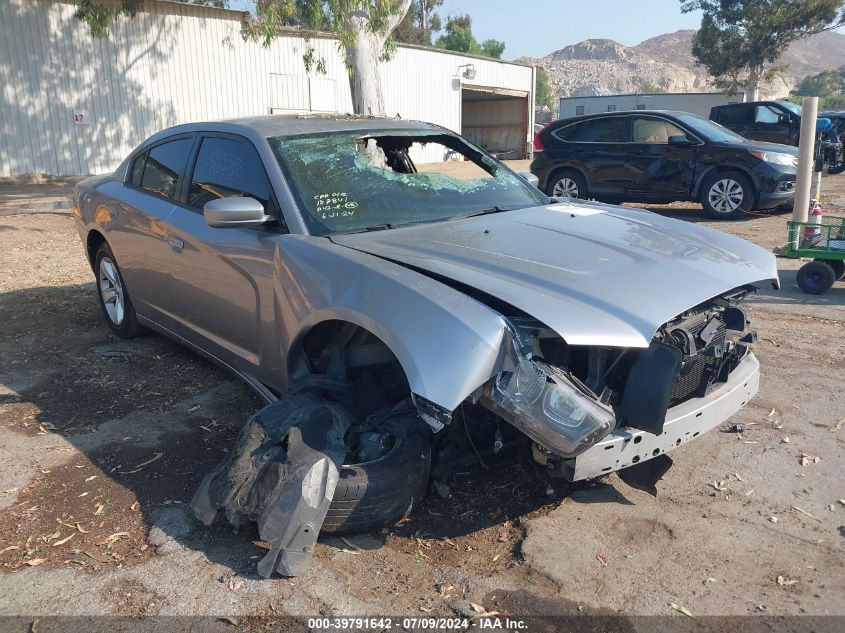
[691,163,756,199]
[273,235,512,412]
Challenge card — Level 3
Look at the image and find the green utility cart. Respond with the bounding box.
[786,215,845,294]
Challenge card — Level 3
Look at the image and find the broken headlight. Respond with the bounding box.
[482,357,615,458]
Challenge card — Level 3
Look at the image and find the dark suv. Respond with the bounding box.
[710,100,801,146]
[531,110,797,219]
[712,101,845,174]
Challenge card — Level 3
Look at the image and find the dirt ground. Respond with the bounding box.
[0,166,843,625]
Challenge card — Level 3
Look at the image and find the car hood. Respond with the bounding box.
[330,202,779,348]
[713,140,799,155]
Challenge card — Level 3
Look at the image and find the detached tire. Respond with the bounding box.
[797,261,836,295]
[94,242,144,338]
[322,431,432,535]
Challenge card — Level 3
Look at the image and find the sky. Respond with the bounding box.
[226,0,706,59]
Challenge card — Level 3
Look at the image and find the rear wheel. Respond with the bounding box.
[797,261,836,295]
[815,258,845,280]
[700,172,754,219]
[94,243,144,338]
[546,170,587,200]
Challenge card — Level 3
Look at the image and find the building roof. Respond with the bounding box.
[145,0,533,69]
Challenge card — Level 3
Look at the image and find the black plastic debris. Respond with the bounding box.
[191,392,353,577]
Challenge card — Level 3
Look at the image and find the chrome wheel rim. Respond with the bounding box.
[98,256,125,325]
[708,179,744,214]
[552,177,579,198]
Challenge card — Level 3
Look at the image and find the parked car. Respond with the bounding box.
[531,110,798,219]
[74,115,777,537]
[711,100,845,174]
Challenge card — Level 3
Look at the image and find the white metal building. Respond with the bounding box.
[0,0,535,177]
[558,92,745,119]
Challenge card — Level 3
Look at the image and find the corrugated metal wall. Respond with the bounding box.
[0,0,533,177]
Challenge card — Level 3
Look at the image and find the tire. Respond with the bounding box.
[816,258,845,281]
[94,242,144,338]
[700,172,754,220]
[797,261,836,295]
[546,170,587,200]
[322,431,432,535]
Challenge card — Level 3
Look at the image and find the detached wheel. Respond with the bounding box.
[701,172,754,219]
[546,170,587,200]
[322,431,432,535]
[816,258,845,281]
[797,261,836,295]
[94,243,144,337]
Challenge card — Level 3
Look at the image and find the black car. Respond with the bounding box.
[711,101,844,174]
[710,100,802,146]
[531,110,797,219]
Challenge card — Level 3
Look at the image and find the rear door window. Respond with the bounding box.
[715,106,752,125]
[554,117,628,143]
[138,138,193,200]
[188,137,273,211]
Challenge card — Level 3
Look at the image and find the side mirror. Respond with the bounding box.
[204,196,269,228]
[817,117,833,132]
[519,171,540,188]
[778,113,791,125]
[667,135,694,146]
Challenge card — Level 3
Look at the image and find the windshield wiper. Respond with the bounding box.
[448,205,522,221]
[332,223,395,235]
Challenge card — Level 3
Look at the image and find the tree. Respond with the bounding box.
[535,66,554,110]
[794,67,845,97]
[792,66,845,109]
[680,0,845,100]
[74,1,413,117]
[393,0,443,46]
[73,1,227,38]
[434,14,505,59]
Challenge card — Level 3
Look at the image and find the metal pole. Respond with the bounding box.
[792,97,819,222]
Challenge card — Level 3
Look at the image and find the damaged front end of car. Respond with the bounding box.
[475,286,759,477]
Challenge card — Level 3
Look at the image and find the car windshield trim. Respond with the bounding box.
[268,129,548,236]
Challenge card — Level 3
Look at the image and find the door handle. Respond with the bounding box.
[168,235,184,252]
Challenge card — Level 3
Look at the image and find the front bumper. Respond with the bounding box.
[563,351,759,481]
[754,165,796,209]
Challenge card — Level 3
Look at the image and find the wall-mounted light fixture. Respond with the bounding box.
[457,63,476,80]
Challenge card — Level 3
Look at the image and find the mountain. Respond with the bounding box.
[523,29,845,102]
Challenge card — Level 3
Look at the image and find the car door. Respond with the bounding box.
[105,135,194,323]
[163,133,286,382]
[550,116,632,198]
[626,115,698,201]
[745,104,794,144]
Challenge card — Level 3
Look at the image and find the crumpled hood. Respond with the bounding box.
[330,202,779,348]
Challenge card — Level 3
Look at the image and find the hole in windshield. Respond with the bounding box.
[268,130,547,235]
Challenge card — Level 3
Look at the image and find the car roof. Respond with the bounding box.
[144,114,446,145]
[551,110,693,125]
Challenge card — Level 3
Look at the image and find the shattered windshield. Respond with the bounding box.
[268,130,548,235]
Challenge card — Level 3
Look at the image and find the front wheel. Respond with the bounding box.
[546,170,587,200]
[797,261,836,295]
[700,173,754,219]
[321,431,432,535]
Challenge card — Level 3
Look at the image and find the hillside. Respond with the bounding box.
[523,29,845,102]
